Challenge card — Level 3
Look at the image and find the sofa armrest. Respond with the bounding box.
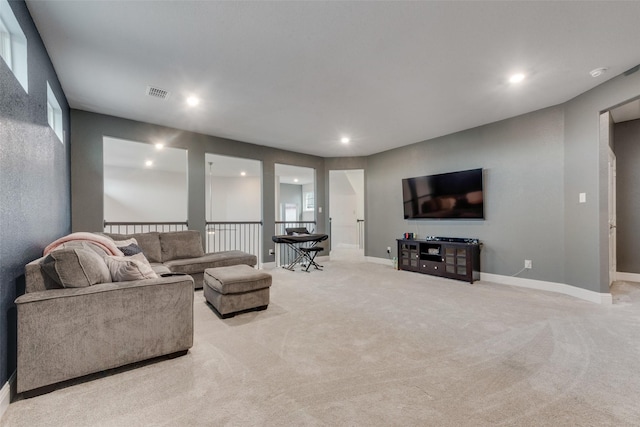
[15,275,194,393]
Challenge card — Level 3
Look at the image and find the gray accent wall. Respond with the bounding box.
[563,69,640,293]
[365,68,640,294]
[366,107,566,283]
[69,110,326,262]
[614,119,640,273]
[0,1,70,386]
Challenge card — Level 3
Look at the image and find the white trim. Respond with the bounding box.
[0,372,15,421]
[260,261,277,270]
[365,256,612,304]
[615,272,640,283]
[480,272,612,305]
[366,256,393,266]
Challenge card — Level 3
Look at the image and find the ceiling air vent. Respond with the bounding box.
[146,86,169,100]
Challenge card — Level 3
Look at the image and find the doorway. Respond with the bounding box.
[605,98,640,285]
[329,169,364,261]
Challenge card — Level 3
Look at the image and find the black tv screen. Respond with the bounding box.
[402,168,484,219]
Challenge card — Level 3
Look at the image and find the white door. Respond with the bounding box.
[329,169,365,258]
[609,147,617,286]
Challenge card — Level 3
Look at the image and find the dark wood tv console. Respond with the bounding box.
[397,239,480,283]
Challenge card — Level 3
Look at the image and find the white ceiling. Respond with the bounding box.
[26,1,640,157]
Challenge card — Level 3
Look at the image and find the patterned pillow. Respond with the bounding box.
[118,243,144,256]
[105,253,158,282]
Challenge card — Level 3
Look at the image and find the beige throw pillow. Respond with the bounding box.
[42,248,111,288]
[105,253,158,282]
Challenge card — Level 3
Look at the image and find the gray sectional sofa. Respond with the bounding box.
[101,230,257,289]
[16,230,257,394]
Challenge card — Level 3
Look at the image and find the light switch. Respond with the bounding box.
[579,193,586,203]
[318,207,322,213]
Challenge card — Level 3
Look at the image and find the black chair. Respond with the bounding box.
[299,246,323,272]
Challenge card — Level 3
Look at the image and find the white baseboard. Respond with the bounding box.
[364,256,612,305]
[615,272,640,283]
[0,372,15,421]
[365,256,393,266]
[260,261,276,270]
[480,272,612,305]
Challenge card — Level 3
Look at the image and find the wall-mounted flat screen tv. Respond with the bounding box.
[402,168,484,219]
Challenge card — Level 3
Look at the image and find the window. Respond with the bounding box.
[47,82,63,142]
[0,0,28,92]
[0,15,11,68]
[304,191,314,211]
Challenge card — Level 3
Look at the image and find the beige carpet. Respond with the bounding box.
[3,259,640,426]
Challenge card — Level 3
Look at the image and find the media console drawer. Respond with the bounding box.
[397,239,480,283]
[420,260,442,273]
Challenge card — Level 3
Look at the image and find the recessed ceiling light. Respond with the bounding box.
[509,73,526,84]
[240,171,246,177]
[294,178,299,183]
[186,96,200,107]
[590,67,608,78]
[341,137,350,144]
[155,143,164,150]
[145,160,153,167]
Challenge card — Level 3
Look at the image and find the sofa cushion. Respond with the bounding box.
[103,232,162,263]
[151,263,172,275]
[105,253,158,281]
[41,248,111,288]
[159,231,204,261]
[163,251,257,275]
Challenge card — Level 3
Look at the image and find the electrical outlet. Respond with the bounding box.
[268,249,275,255]
[524,259,532,269]
[386,246,391,254]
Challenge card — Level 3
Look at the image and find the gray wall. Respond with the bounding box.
[563,69,640,293]
[70,110,326,261]
[364,67,640,294]
[0,1,70,385]
[366,106,566,283]
[614,119,640,273]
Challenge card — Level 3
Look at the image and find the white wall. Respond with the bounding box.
[104,165,187,221]
[206,176,261,221]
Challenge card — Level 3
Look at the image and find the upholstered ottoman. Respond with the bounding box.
[204,265,272,318]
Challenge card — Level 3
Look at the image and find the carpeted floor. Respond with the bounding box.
[3,258,640,426]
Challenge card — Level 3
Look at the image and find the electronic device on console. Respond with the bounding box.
[424,236,479,245]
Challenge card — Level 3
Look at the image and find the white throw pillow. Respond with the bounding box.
[105,252,158,281]
[112,238,138,247]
